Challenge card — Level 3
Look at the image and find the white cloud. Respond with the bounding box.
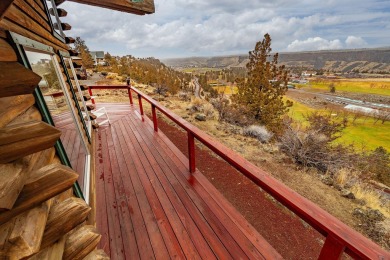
[287,37,343,51]
[60,0,390,58]
[345,36,367,48]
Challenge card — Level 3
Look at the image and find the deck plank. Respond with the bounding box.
[95,131,111,255]
[94,103,281,260]
[106,127,141,260]
[124,115,239,259]
[101,129,126,259]
[116,120,203,259]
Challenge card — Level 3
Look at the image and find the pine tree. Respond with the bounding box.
[73,37,94,69]
[235,33,291,130]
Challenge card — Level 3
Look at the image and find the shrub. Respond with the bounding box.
[178,91,191,101]
[203,103,215,119]
[243,125,273,143]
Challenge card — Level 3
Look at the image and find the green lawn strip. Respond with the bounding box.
[285,97,390,151]
[302,81,390,96]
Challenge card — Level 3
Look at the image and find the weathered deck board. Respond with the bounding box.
[94,103,281,259]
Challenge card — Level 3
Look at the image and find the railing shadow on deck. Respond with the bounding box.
[88,85,390,260]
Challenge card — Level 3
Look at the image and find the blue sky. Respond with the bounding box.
[61,0,390,59]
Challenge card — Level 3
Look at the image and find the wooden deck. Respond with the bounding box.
[94,103,281,259]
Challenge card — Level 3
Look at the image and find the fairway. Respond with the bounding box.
[286,97,390,151]
[301,79,390,96]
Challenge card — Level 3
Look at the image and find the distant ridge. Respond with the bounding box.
[162,47,390,73]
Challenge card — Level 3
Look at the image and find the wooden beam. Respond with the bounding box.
[54,22,71,31]
[6,200,53,259]
[63,225,101,260]
[0,62,41,98]
[0,161,25,211]
[0,38,17,62]
[49,8,68,17]
[0,121,61,163]
[65,36,75,44]
[28,236,66,260]
[84,249,110,260]
[41,197,91,249]
[0,94,36,128]
[54,0,66,6]
[68,49,78,56]
[0,0,14,20]
[67,0,155,15]
[0,164,78,225]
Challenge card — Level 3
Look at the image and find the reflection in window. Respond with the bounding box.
[46,0,65,39]
[25,50,89,192]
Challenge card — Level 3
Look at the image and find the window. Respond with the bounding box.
[10,33,91,203]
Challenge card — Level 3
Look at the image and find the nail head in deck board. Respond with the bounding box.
[0,121,61,163]
[63,225,101,260]
[67,0,155,15]
[41,197,91,250]
[0,62,41,98]
[0,164,78,225]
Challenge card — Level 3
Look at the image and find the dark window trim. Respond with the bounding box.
[8,32,84,200]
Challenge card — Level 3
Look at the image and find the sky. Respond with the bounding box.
[61,0,390,59]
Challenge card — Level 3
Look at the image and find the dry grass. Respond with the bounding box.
[351,184,390,217]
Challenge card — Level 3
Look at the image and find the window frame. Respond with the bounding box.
[9,32,86,201]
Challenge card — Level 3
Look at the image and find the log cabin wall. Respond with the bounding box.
[0,0,104,259]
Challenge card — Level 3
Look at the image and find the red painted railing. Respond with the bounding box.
[88,85,390,260]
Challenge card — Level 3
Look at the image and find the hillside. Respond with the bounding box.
[163,47,390,74]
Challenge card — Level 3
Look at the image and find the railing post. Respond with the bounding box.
[318,235,345,260]
[128,87,133,105]
[188,132,195,173]
[138,94,144,116]
[88,87,95,105]
[152,104,158,132]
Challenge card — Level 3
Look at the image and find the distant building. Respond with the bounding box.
[90,51,106,66]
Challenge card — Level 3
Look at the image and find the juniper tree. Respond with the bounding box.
[235,33,291,131]
[74,37,94,68]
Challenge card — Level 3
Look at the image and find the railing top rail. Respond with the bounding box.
[90,84,390,259]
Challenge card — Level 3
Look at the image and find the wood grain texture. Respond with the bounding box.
[0,0,14,20]
[8,106,42,126]
[0,17,68,52]
[0,94,35,128]
[13,0,51,32]
[6,200,53,259]
[0,121,61,163]
[67,0,155,14]
[28,236,66,260]
[63,225,101,260]
[0,162,25,211]
[0,62,41,98]
[41,197,91,250]
[0,164,78,225]
[0,38,17,62]
[83,249,110,260]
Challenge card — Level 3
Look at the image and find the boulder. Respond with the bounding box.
[195,114,206,121]
[341,189,355,199]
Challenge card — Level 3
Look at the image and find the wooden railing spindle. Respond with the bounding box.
[188,132,195,173]
[152,104,158,132]
[138,94,144,116]
[318,235,345,260]
[127,87,133,105]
